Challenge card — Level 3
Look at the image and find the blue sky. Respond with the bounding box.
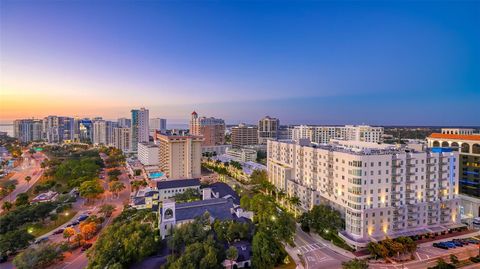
[1,1,479,125]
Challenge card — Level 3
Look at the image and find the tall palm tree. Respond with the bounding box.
[278,189,286,206]
[109,181,126,198]
[7,184,15,202]
[25,176,32,187]
[289,196,301,217]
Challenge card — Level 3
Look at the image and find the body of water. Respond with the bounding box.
[0,121,13,137]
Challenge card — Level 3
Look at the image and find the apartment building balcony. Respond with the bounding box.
[392,172,402,177]
[440,218,450,224]
[392,162,402,168]
[392,179,401,185]
[407,209,419,215]
[427,162,435,166]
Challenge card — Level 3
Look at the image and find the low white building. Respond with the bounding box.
[226,148,257,162]
[138,142,159,166]
[157,178,201,201]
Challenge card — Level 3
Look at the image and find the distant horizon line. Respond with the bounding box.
[0,120,478,129]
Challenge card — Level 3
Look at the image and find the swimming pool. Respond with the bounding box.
[149,172,164,179]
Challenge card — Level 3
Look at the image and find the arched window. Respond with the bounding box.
[473,144,480,154]
[461,143,470,153]
[441,141,449,148]
[432,141,440,147]
[164,208,174,219]
[451,142,459,151]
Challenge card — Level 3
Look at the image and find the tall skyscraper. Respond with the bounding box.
[189,111,225,146]
[13,119,43,143]
[43,116,75,143]
[117,117,132,128]
[149,118,167,135]
[78,119,93,143]
[258,116,279,145]
[231,123,258,148]
[105,121,117,145]
[113,127,131,153]
[130,108,149,152]
[92,120,107,145]
[156,132,203,179]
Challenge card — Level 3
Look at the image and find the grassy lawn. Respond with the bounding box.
[29,209,77,237]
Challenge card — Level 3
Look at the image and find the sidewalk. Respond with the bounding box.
[309,232,357,259]
[283,243,305,269]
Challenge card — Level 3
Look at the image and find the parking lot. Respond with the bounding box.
[416,237,480,262]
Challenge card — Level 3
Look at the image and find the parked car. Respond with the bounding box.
[77,215,89,222]
[467,238,480,244]
[433,243,449,249]
[453,239,468,245]
[53,228,64,235]
[35,237,49,244]
[448,240,463,247]
[443,242,456,248]
[81,243,92,251]
[71,220,80,226]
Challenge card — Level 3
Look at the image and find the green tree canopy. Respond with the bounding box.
[79,180,104,203]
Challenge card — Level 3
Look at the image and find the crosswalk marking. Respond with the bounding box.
[298,243,325,254]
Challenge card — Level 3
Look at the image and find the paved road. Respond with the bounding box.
[58,161,131,269]
[0,151,46,213]
[293,227,350,269]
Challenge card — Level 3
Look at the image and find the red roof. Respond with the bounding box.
[429,133,480,142]
[191,111,197,115]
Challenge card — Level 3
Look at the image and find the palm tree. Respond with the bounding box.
[1,201,13,211]
[7,184,15,202]
[109,181,126,198]
[25,176,32,187]
[288,196,301,217]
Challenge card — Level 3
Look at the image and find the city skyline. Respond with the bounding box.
[1,1,479,125]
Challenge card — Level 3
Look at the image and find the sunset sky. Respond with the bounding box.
[1,1,479,125]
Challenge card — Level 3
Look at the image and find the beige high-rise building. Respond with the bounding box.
[113,127,131,153]
[189,111,225,146]
[268,139,460,249]
[156,132,203,179]
[231,124,258,148]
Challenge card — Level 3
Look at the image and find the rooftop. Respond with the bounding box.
[209,182,240,205]
[428,133,480,142]
[175,198,236,222]
[157,178,200,190]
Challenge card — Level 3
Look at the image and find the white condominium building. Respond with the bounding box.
[289,125,384,144]
[92,120,107,145]
[268,139,460,248]
[138,142,160,166]
[155,133,203,179]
